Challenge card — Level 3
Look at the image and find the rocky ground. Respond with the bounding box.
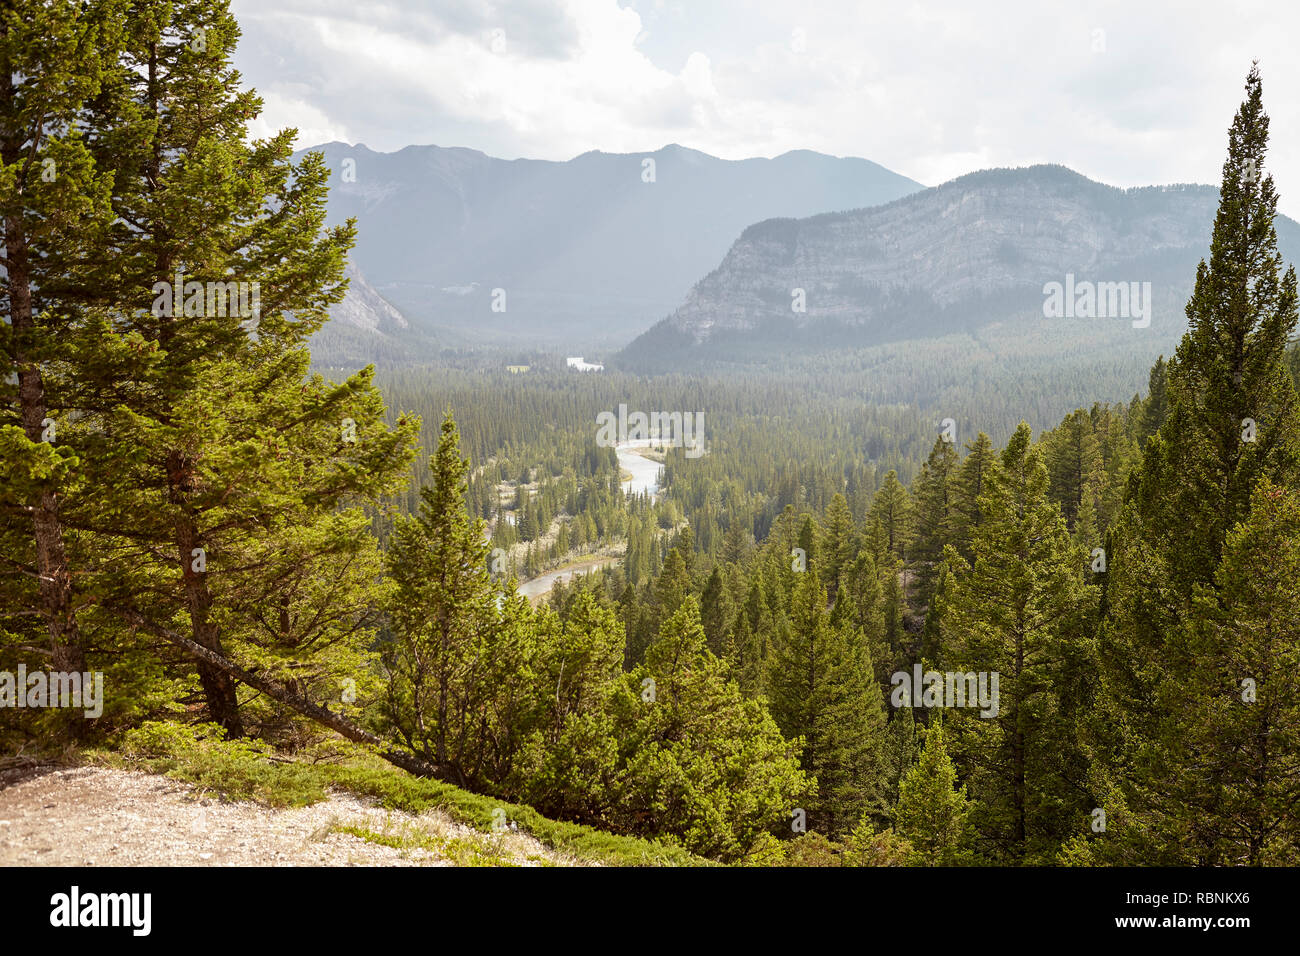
[0,765,576,867]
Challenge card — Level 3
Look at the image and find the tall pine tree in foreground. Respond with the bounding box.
[938,423,1097,862]
[384,412,496,781]
[1,0,125,694]
[1095,65,1300,863]
[75,0,417,738]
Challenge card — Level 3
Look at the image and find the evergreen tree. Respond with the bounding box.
[938,423,1098,862]
[819,492,857,596]
[616,597,811,861]
[908,436,960,613]
[653,547,690,621]
[1043,409,1102,534]
[384,413,496,781]
[1097,66,1300,863]
[1135,356,1169,445]
[1171,480,1300,864]
[894,722,974,865]
[5,0,414,740]
[700,565,734,658]
[879,557,907,667]
[796,514,818,573]
[951,432,995,561]
[767,568,887,834]
[882,705,921,808]
[867,470,910,563]
[511,591,624,821]
[0,0,127,686]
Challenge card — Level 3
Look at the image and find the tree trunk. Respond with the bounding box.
[116,608,442,779]
[168,449,245,737]
[0,76,86,680]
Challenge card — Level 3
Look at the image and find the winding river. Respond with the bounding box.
[515,441,663,601]
[615,439,663,499]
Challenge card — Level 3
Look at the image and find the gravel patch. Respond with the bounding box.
[0,766,574,867]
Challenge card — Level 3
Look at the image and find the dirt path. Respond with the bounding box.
[0,766,574,867]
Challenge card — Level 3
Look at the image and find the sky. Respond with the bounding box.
[233,0,1300,217]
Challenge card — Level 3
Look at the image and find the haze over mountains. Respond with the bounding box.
[619,164,1300,371]
[300,141,923,353]
[308,141,1300,385]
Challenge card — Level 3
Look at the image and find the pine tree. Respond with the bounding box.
[1043,409,1102,534]
[675,525,695,571]
[894,721,974,865]
[819,492,858,597]
[617,597,811,861]
[1,0,127,687]
[839,547,891,693]
[908,436,960,613]
[721,517,753,565]
[5,0,415,741]
[384,413,496,781]
[1171,480,1300,864]
[511,591,624,820]
[654,546,691,621]
[874,561,903,658]
[882,705,921,808]
[867,470,910,563]
[938,423,1098,862]
[767,568,887,834]
[700,565,734,658]
[1135,356,1169,445]
[951,432,995,561]
[1097,66,1300,863]
[796,514,818,573]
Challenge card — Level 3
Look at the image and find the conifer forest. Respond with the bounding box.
[1,0,1296,938]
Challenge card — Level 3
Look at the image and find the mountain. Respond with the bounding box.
[295,142,924,352]
[618,164,1300,373]
[312,261,421,367]
[333,261,408,334]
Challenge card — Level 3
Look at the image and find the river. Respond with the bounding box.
[615,439,663,499]
[515,441,663,602]
[516,556,620,601]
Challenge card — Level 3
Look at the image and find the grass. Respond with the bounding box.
[329,822,545,867]
[88,720,706,867]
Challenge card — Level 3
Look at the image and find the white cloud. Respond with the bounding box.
[247,90,351,146]
[232,0,1300,217]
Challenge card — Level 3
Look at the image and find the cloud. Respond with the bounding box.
[232,0,1300,217]
[247,90,351,147]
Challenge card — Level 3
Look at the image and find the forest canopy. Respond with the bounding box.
[1,3,1296,866]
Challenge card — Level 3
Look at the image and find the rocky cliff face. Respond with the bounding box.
[311,261,417,367]
[330,261,408,335]
[627,165,1300,362]
[295,141,923,349]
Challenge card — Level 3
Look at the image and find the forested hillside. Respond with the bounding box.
[2,0,1296,867]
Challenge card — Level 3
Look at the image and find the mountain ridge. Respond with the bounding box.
[618,162,1300,370]
[296,140,925,350]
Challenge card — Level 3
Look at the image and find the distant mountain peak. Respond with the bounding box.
[294,140,923,352]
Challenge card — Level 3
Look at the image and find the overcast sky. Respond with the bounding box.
[233,0,1300,217]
